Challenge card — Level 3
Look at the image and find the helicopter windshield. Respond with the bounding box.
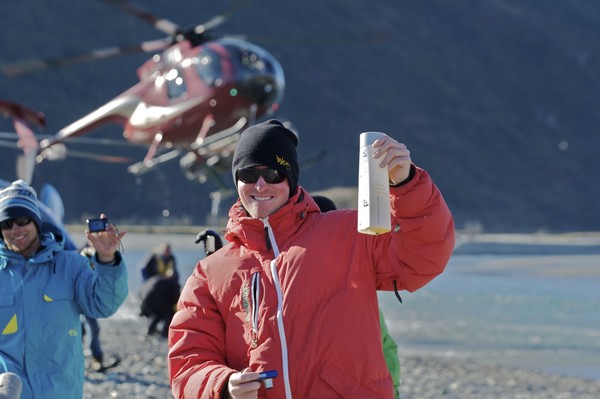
[192,47,223,88]
[166,67,187,99]
[217,38,285,107]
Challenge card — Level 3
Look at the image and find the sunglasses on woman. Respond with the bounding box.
[0,216,33,230]
[237,168,286,184]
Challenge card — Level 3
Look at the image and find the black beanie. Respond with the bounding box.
[232,119,299,195]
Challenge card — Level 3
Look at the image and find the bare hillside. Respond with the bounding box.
[1,0,599,232]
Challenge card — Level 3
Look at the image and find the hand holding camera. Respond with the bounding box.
[85,214,126,264]
[87,217,108,233]
[225,368,278,396]
[256,370,278,389]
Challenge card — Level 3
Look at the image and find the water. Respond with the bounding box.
[124,248,204,295]
[378,254,600,381]
[122,246,600,381]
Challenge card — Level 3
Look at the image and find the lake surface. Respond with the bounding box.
[379,254,600,381]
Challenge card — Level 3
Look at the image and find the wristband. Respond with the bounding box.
[96,253,118,266]
[390,164,416,187]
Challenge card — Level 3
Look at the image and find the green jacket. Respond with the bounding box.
[380,310,401,398]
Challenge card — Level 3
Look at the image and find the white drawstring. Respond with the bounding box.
[262,218,293,399]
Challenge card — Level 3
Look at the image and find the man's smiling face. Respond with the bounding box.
[1,217,40,258]
[237,167,290,218]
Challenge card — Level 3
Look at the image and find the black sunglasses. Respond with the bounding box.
[0,216,33,230]
[237,168,286,184]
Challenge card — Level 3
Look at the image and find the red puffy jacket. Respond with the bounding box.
[169,167,455,398]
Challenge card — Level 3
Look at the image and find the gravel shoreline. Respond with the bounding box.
[83,297,600,399]
[80,232,600,398]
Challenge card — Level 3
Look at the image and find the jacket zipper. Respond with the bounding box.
[251,272,260,348]
[261,218,293,399]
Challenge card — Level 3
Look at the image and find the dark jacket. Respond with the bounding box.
[140,274,180,317]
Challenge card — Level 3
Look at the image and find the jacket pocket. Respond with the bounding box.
[42,281,78,331]
[0,292,14,306]
[320,360,385,399]
[0,293,16,335]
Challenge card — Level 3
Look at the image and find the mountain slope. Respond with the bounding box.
[1,0,599,232]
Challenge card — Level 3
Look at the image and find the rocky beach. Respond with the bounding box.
[83,299,600,399]
[79,231,600,398]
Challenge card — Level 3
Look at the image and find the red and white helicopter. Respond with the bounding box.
[1,0,286,194]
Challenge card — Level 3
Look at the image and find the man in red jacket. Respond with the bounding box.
[168,120,455,398]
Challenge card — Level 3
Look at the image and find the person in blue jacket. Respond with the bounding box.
[0,180,128,399]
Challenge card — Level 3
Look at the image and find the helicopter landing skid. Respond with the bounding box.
[207,188,235,226]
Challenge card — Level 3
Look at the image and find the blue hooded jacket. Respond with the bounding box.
[0,232,128,399]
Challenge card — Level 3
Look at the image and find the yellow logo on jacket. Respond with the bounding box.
[2,314,18,335]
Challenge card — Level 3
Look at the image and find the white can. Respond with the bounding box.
[357,132,391,235]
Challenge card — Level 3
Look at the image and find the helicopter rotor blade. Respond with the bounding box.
[193,0,250,34]
[0,131,146,149]
[0,38,172,77]
[60,149,133,163]
[98,0,179,35]
[99,0,248,45]
[127,148,182,176]
[0,139,21,150]
[36,142,133,163]
[0,0,252,77]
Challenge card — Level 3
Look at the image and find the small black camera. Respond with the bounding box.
[87,217,108,233]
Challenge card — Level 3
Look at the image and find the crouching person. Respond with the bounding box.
[140,268,180,338]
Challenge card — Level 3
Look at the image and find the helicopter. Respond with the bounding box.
[0,0,286,196]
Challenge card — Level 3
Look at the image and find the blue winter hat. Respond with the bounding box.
[0,180,42,234]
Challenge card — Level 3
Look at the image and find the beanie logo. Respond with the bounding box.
[0,188,37,202]
[276,155,291,170]
[0,181,41,226]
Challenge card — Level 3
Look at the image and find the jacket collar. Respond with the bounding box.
[225,186,319,252]
[0,233,64,269]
